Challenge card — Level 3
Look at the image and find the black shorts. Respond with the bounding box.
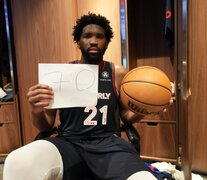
[45,135,151,180]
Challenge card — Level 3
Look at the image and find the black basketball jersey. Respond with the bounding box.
[58,61,120,139]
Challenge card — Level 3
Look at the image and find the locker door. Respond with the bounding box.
[177,0,191,179]
[125,0,178,162]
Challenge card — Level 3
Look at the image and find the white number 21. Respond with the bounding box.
[83,106,108,125]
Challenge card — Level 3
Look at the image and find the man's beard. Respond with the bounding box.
[80,46,106,64]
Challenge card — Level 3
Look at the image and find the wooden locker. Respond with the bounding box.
[126,0,178,161]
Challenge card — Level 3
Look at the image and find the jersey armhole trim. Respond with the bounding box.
[111,63,119,99]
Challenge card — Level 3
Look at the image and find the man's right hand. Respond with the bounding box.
[27,84,54,114]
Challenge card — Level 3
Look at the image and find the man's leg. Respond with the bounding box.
[127,171,157,180]
[3,140,63,180]
[80,136,157,180]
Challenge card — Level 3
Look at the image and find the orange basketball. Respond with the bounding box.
[120,66,172,115]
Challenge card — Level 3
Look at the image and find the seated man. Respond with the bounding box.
[3,13,158,180]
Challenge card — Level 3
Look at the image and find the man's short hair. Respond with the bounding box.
[72,12,114,43]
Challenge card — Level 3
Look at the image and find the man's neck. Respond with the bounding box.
[78,58,104,67]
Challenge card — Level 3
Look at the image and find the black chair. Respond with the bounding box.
[120,121,140,154]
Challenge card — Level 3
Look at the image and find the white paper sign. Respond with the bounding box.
[38,63,98,108]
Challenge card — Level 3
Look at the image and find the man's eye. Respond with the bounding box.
[96,35,105,39]
[83,34,92,38]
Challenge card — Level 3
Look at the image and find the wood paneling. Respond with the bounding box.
[0,103,17,123]
[177,0,191,179]
[0,122,20,155]
[127,0,178,161]
[10,0,121,144]
[136,122,176,161]
[0,0,22,155]
[0,102,21,155]
[127,0,175,78]
[10,0,78,143]
[189,0,207,173]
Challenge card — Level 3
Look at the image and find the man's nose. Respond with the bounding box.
[90,36,98,45]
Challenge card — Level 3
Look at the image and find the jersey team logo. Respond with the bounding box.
[101,71,109,78]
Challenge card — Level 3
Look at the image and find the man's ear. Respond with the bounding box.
[77,41,80,48]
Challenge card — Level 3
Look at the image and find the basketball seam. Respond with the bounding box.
[122,81,172,93]
[126,66,165,76]
[121,84,170,106]
[123,90,169,106]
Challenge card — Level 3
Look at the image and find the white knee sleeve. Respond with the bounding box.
[127,171,157,180]
[3,140,63,180]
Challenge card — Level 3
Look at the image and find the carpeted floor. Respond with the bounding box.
[0,157,5,180]
[0,165,3,180]
[0,156,207,180]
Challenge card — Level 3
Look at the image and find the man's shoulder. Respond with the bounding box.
[103,61,126,70]
[115,64,128,77]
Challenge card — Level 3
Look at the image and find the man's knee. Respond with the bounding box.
[4,146,32,170]
[127,171,157,180]
[3,140,63,180]
[3,147,35,179]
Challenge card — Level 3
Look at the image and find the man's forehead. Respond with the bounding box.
[82,24,105,33]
